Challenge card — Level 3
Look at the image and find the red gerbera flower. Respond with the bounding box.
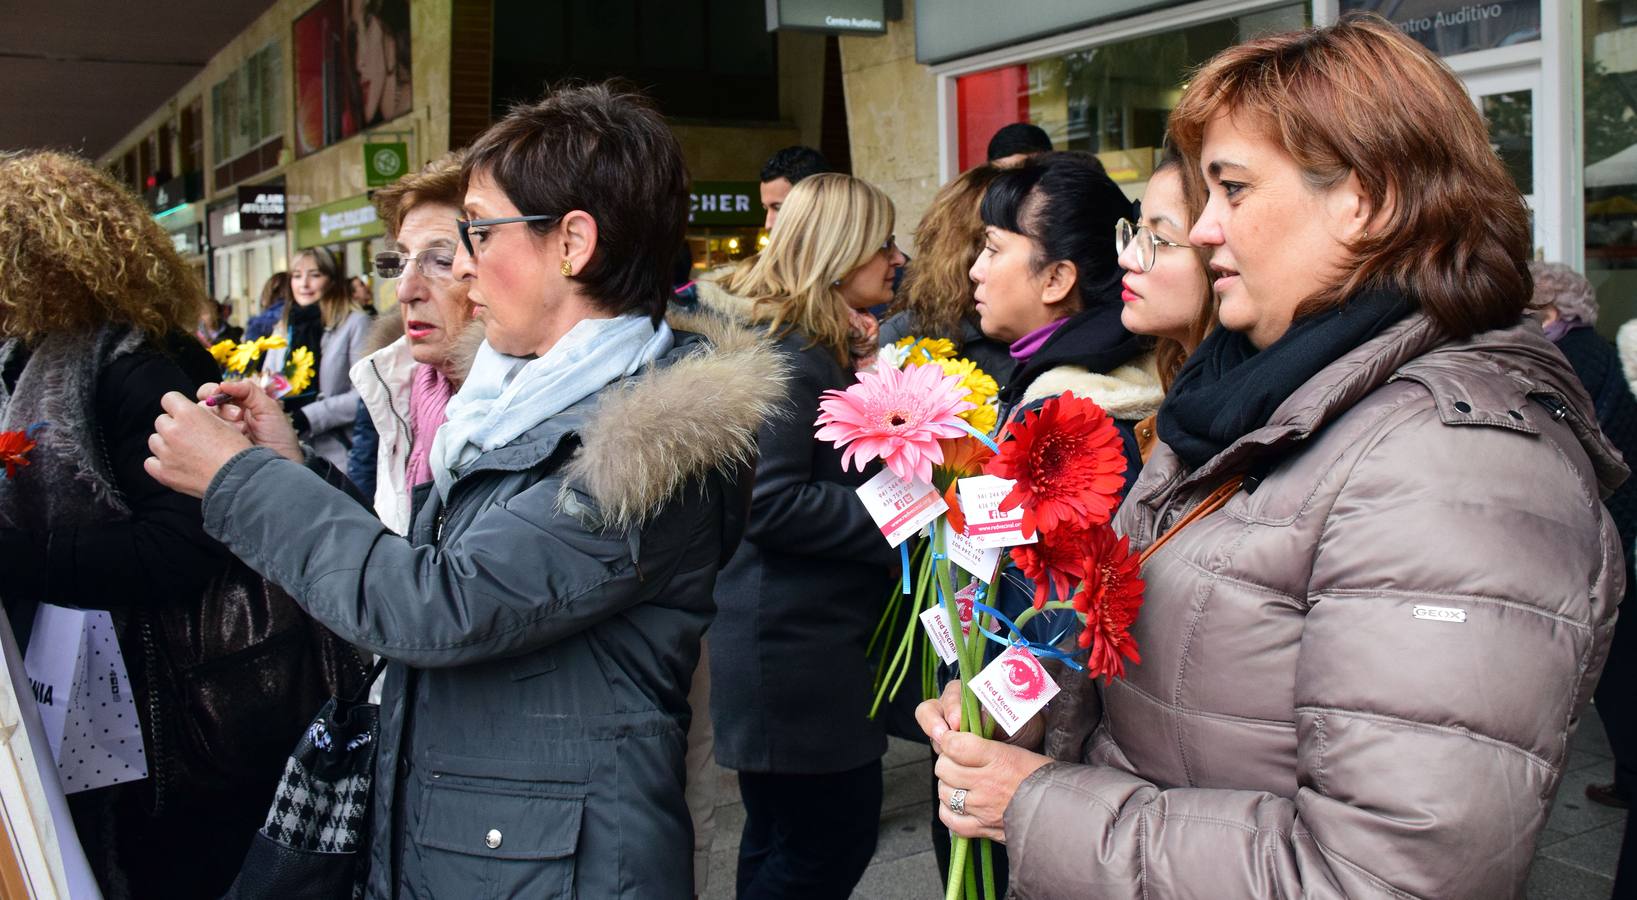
[1075,525,1145,682]
[0,428,38,479]
[1010,519,1094,610]
[985,393,1127,538]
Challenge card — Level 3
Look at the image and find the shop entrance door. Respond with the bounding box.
[1461,64,1552,258]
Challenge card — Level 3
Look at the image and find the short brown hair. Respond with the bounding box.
[0,150,201,341]
[374,151,466,238]
[462,82,689,323]
[1168,14,1531,339]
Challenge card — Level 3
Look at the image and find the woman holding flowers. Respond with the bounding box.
[144,83,786,897]
[270,245,370,469]
[920,17,1624,899]
[705,172,907,898]
[0,151,259,898]
[971,151,1164,472]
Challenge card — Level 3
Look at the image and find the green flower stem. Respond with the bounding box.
[1009,599,1080,635]
[868,541,936,717]
[963,850,980,900]
[980,838,996,899]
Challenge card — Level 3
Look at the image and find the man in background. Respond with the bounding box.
[758,145,831,231]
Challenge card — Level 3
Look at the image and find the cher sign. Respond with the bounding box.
[689,181,765,227]
[294,194,385,249]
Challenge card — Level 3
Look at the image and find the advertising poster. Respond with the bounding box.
[292,0,413,157]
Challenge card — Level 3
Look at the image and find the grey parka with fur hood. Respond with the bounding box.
[1006,313,1626,899]
[200,310,786,898]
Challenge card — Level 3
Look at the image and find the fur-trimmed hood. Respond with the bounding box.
[691,277,759,325]
[1018,351,1164,420]
[556,306,787,530]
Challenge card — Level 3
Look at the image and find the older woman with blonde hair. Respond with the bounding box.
[920,16,1624,899]
[0,151,269,898]
[705,172,906,897]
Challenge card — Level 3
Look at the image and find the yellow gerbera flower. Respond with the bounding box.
[287,346,316,394]
[255,335,288,353]
[225,342,262,374]
[960,400,998,435]
[207,339,236,366]
[932,357,998,403]
[894,335,957,366]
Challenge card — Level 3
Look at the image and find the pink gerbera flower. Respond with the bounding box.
[815,362,975,484]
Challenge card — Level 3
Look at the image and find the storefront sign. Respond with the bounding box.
[688,181,764,226]
[293,194,384,249]
[237,185,286,230]
[364,142,409,187]
[169,224,203,258]
[145,172,203,216]
[765,0,892,34]
[916,0,1177,64]
[1339,0,1539,56]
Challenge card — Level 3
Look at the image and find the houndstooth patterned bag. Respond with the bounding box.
[224,659,387,900]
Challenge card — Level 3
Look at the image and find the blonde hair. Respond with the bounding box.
[0,150,201,341]
[721,173,894,365]
[284,246,355,330]
[890,165,999,340]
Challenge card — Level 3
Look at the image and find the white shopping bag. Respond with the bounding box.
[22,604,147,795]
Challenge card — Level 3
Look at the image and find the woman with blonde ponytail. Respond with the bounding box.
[706,173,909,897]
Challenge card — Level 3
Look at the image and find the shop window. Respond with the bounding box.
[491,0,778,122]
[1584,0,1637,335]
[952,5,1306,197]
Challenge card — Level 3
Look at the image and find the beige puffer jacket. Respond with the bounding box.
[1004,313,1627,899]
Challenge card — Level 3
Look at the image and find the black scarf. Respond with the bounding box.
[1156,289,1415,470]
[999,302,1146,410]
[285,301,326,370]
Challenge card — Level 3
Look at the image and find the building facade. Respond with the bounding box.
[840,0,1633,334]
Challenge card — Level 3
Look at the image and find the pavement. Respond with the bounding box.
[699,706,1626,899]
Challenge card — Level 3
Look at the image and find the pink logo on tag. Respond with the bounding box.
[1002,653,1047,701]
[953,584,977,633]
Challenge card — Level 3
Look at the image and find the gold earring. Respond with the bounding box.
[561,259,573,277]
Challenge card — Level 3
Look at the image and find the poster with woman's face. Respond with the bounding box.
[292,0,413,157]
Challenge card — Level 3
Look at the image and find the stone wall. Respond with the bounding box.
[839,0,940,253]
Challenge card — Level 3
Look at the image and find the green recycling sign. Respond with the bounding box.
[365,142,409,187]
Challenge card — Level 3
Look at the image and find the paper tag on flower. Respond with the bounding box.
[918,607,961,665]
[857,469,947,548]
[968,645,1060,736]
[944,520,1001,582]
[957,475,1039,549]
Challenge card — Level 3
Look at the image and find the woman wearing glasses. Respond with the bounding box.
[144,83,785,898]
[701,173,905,898]
[921,19,1623,898]
[348,153,481,534]
[1115,145,1218,461]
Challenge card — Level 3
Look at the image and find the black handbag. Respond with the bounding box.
[135,564,371,815]
[223,657,388,900]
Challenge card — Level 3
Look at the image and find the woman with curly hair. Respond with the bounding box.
[0,150,272,899]
[880,164,1013,385]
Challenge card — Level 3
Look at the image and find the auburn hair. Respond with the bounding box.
[890,164,1001,341]
[0,151,200,341]
[374,150,467,239]
[1147,145,1217,390]
[1167,14,1531,339]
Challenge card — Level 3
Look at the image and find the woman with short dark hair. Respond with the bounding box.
[145,82,787,897]
[920,17,1625,898]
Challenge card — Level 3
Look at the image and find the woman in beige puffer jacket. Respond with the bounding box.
[921,18,1625,899]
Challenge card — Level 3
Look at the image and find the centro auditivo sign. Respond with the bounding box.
[294,194,385,249]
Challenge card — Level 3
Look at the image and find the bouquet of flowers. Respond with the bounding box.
[815,336,1145,900]
[207,335,316,400]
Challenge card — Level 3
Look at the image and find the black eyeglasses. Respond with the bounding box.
[457,214,562,257]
